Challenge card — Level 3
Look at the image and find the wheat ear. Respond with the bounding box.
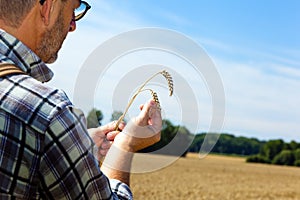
[114,70,174,130]
[140,89,161,110]
[160,70,174,96]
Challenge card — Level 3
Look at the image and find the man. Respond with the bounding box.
[0,0,162,199]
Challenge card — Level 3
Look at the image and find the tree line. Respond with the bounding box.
[189,133,263,156]
[86,108,300,167]
[246,139,300,167]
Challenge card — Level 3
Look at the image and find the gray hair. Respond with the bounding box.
[0,0,36,28]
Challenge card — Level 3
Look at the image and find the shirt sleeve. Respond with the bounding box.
[39,106,133,200]
[110,179,133,200]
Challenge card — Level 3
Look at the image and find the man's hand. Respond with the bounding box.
[101,99,162,185]
[88,121,125,160]
[114,99,162,152]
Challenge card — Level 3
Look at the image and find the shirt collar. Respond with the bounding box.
[0,29,53,82]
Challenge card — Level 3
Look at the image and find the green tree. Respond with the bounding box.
[272,150,294,166]
[190,133,263,156]
[294,148,300,160]
[294,148,300,166]
[288,141,300,151]
[86,108,103,128]
[140,120,192,157]
[189,133,206,152]
[110,111,124,122]
[170,126,192,157]
[260,139,285,161]
[246,155,270,164]
[139,119,177,153]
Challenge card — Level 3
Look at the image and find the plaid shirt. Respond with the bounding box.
[0,30,132,199]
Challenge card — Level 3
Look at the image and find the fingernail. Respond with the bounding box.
[150,100,155,105]
[107,132,113,138]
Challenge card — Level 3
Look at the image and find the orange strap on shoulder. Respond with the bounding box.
[0,63,25,77]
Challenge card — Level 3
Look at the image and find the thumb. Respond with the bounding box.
[135,100,156,126]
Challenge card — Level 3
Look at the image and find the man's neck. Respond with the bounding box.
[0,5,41,55]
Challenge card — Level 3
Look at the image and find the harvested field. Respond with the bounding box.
[130,153,300,200]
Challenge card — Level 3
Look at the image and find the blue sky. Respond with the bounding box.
[49,0,300,141]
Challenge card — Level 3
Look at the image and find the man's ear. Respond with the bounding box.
[40,0,53,26]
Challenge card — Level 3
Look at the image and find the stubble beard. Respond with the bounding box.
[36,9,68,64]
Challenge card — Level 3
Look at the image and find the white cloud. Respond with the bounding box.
[156,10,191,27]
[272,65,300,79]
[215,58,300,141]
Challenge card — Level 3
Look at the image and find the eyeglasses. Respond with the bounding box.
[74,1,91,21]
[39,0,91,21]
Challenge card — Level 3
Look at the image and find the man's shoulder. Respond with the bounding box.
[0,74,73,132]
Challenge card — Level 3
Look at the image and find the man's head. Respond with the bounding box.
[0,0,36,28]
[0,0,90,63]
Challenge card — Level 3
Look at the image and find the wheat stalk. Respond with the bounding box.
[141,89,161,110]
[114,70,174,130]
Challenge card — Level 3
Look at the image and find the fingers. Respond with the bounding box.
[96,140,113,158]
[117,121,126,131]
[135,100,157,126]
[97,121,119,133]
[90,121,126,160]
[106,131,119,141]
[89,120,124,139]
[99,140,112,155]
